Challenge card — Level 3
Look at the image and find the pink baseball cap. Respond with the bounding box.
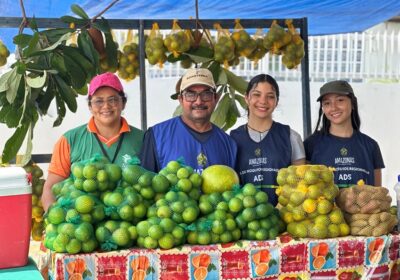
[88,72,124,96]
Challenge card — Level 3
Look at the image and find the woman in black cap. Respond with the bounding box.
[304,80,384,187]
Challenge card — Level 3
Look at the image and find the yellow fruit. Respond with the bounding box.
[201,165,239,194]
[317,199,333,215]
[302,198,317,213]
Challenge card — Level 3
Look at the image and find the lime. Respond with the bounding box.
[83,179,97,192]
[83,164,98,179]
[92,205,105,222]
[157,205,172,219]
[160,218,175,233]
[220,231,233,243]
[228,197,243,213]
[152,174,170,193]
[189,173,202,188]
[212,220,226,234]
[140,187,155,200]
[143,236,158,249]
[248,220,260,231]
[148,225,164,240]
[118,205,134,220]
[75,222,93,242]
[105,164,122,182]
[81,238,98,253]
[177,167,190,179]
[133,203,147,219]
[199,201,213,215]
[243,196,257,208]
[172,226,185,240]
[128,226,138,240]
[177,178,192,193]
[165,191,179,202]
[255,191,268,204]
[158,233,175,249]
[66,238,81,254]
[166,174,179,186]
[195,231,210,245]
[95,226,112,243]
[112,228,131,247]
[48,207,65,225]
[166,161,181,174]
[222,191,234,202]
[216,201,229,211]
[138,172,154,187]
[242,208,256,222]
[242,183,257,196]
[122,165,143,184]
[71,163,84,179]
[317,199,333,215]
[255,228,268,240]
[136,221,151,237]
[187,231,198,244]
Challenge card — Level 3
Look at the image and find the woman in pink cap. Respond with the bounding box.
[41,72,144,211]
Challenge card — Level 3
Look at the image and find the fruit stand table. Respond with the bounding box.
[46,232,400,280]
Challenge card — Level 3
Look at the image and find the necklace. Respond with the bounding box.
[247,123,270,134]
[94,133,125,163]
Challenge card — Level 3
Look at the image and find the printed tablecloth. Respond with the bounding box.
[48,233,400,280]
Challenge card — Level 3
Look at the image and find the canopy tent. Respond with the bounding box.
[1,0,400,49]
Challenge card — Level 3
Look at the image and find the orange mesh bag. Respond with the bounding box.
[276,164,350,238]
[213,23,236,68]
[164,20,192,58]
[247,28,268,65]
[231,19,257,58]
[145,22,167,67]
[117,30,140,81]
[281,19,305,69]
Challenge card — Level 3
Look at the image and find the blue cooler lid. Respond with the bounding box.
[0,167,31,196]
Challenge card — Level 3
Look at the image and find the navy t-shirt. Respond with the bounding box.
[304,131,385,187]
[230,122,292,206]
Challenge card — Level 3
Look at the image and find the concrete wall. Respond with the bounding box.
[1,79,399,200]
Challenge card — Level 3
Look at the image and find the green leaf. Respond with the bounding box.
[1,123,29,163]
[19,123,34,166]
[13,34,33,47]
[6,71,22,104]
[29,17,38,31]
[62,45,95,78]
[37,80,55,115]
[0,104,12,123]
[63,53,87,89]
[211,93,231,127]
[26,71,47,88]
[207,61,221,86]
[92,20,111,34]
[71,4,89,19]
[222,101,240,131]
[185,46,214,63]
[41,28,76,44]
[224,68,248,94]
[217,68,228,85]
[235,93,247,109]
[60,16,87,25]
[172,104,182,117]
[54,75,78,112]
[23,32,40,57]
[269,259,278,266]
[36,32,72,53]
[53,90,66,127]
[78,30,99,70]
[0,68,17,93]
[103,23,117,69]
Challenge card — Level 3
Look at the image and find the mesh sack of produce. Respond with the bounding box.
[231,19,257,58]
[344,212,397,237]
[117,30,140,81]
[263,20,291,55]
[145,22,167,67]
[246,28,268,65]
[336,181,392,214]
[164,19,192,58]
[213,23,236,67]
[276,165,350,238]
[281,19,305,69]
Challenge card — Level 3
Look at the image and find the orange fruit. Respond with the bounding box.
[318,242,329,256]
[252,250,271,265]
[192,254,211,268]
[74,259,86,274]
[311,244,319,258]
[368,238,384,252]
[131,256,150,271]
[132,269,146,280]
[66,261,76,275]
[312,256,326,270]
[369,250,381,264]
[68,273,83,280]
[255,263,269,276]
[193,267,208,280]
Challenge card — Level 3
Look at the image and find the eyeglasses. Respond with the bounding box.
[90,96,121,108]
[182,90,215,102]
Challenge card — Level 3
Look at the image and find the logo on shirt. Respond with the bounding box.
[255,148,261,157]
[197,152,207,168]
[335,147,355,165]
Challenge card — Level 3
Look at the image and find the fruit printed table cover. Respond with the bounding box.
[49,233,400,280]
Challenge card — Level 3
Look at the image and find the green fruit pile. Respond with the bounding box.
[276,165,350,238]
[159,160,202,200]
[95,220,137,250]
[147,190,200,225]
[263,20,292,55]
[45,221,98,254]
[214,35,235,66]
[0,41,10,67]
[24,162,45,241]
[102,186,147,223]
[247,38,268,64]
[136,217,185,249]
[117,43,140,81]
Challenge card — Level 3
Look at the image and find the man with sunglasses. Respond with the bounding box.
[41,72,144,211]
[140,68,237,173]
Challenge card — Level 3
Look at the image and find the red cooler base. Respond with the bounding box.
[0,193,32,269]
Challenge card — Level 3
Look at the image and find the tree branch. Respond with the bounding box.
[91,0,120,23]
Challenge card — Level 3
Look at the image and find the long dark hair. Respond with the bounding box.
[314,92,361,134]
[246,74,280,101]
